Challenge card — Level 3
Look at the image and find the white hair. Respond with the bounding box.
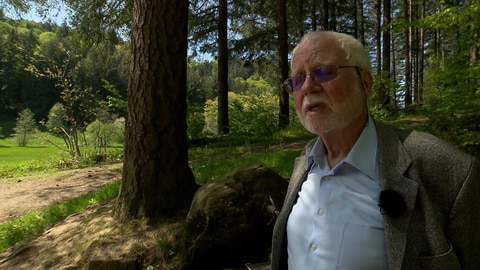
[294,31,371,71]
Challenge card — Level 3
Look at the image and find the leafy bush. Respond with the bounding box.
[187,103,206,139]
[85,118,124,153]
[45,103,67,132]
[203,91,279,137]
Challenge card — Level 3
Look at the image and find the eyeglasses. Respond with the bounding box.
[283,65,360,93]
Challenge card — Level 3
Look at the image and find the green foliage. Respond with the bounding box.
[369,72,399,120]
[368,103,391,121]
[0,16,129,123]
[187,103,206,139]
[0,180,121,252]
[85,118,124,155]
[187,61,215,103]
[45,102,67,132]
[229,90,279,136]
[203,81,279,137]
[13,108,37,146]
[101,79,127,112]
[421,59,480,157]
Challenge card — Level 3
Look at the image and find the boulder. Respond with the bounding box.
[184,163,288,269]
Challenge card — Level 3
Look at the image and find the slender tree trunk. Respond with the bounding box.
[299,0,306,37]
[277,0,289,128]
[404,0,412,106]
[115,0,197,223]
[311,1,317,31]
[471,28,479,63]
[379,0,391,106]
[375,0,381,74]
[392,37,398,108]
[419,0,425,105]
[217,0,229,134]
[330,3,337,30]
[322,0,329,30]
[354,0,358,38]
[358,0,366,45]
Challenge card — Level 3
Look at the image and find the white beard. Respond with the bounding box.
[298,85,365,135]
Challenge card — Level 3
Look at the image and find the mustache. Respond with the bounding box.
[301,95,332,111]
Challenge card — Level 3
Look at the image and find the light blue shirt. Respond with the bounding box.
[287,118,388,269]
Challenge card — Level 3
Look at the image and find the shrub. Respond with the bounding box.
[187,103,205,139]
[203,91,279,137]
[14,108,36,146]
[85,118,124,155]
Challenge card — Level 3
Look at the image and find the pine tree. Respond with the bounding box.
[14,108,36,146]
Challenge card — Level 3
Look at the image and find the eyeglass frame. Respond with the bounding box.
[282,65,361,93]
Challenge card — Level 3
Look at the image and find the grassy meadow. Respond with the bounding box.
[0,136,61,164]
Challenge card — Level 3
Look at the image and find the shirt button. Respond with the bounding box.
[311,243,317,251]
[324,175,331,181]
[317,208,325,216]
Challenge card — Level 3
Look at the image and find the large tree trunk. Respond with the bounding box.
[114,0,197,223]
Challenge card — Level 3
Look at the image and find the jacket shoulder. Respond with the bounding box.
[375,120,475,179]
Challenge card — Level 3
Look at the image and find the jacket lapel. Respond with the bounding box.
[282,141,314,216]
[376,121,419,270]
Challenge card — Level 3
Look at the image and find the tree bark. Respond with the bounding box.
[277,0,289,128]
[322,0,329,30]
[114,0,197,223]
[217,0,229,134]
[379,0,391,106]
[404,0,412,106]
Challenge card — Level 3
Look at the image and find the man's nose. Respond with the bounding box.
[300,74,321,93]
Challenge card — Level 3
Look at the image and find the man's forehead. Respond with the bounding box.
[292,41,345,69]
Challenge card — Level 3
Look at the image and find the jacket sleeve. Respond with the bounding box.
[446,156,480,269]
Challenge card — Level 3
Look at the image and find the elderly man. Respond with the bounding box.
[270,31,480,270]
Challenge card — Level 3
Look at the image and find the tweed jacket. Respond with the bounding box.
[271,120,480,270]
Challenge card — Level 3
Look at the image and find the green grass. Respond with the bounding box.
[0,135,63,164]
[191,149,300,184]
[0,132,124,178]
[0,145,60,164]
[0,180,121,252]
[0,135,66,178]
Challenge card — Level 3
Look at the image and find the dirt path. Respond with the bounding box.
[0,163,122,223]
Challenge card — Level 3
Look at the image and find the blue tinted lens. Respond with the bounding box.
[291,76,304,90]
[285,66,344,93]
[310,66,337,83]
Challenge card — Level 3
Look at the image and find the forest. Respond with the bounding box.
[1,0,479,157]
[0,0,478,268]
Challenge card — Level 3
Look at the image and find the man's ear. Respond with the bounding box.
[361,70,374,97]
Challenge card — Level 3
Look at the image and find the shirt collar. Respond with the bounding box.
[307,116,378,179]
